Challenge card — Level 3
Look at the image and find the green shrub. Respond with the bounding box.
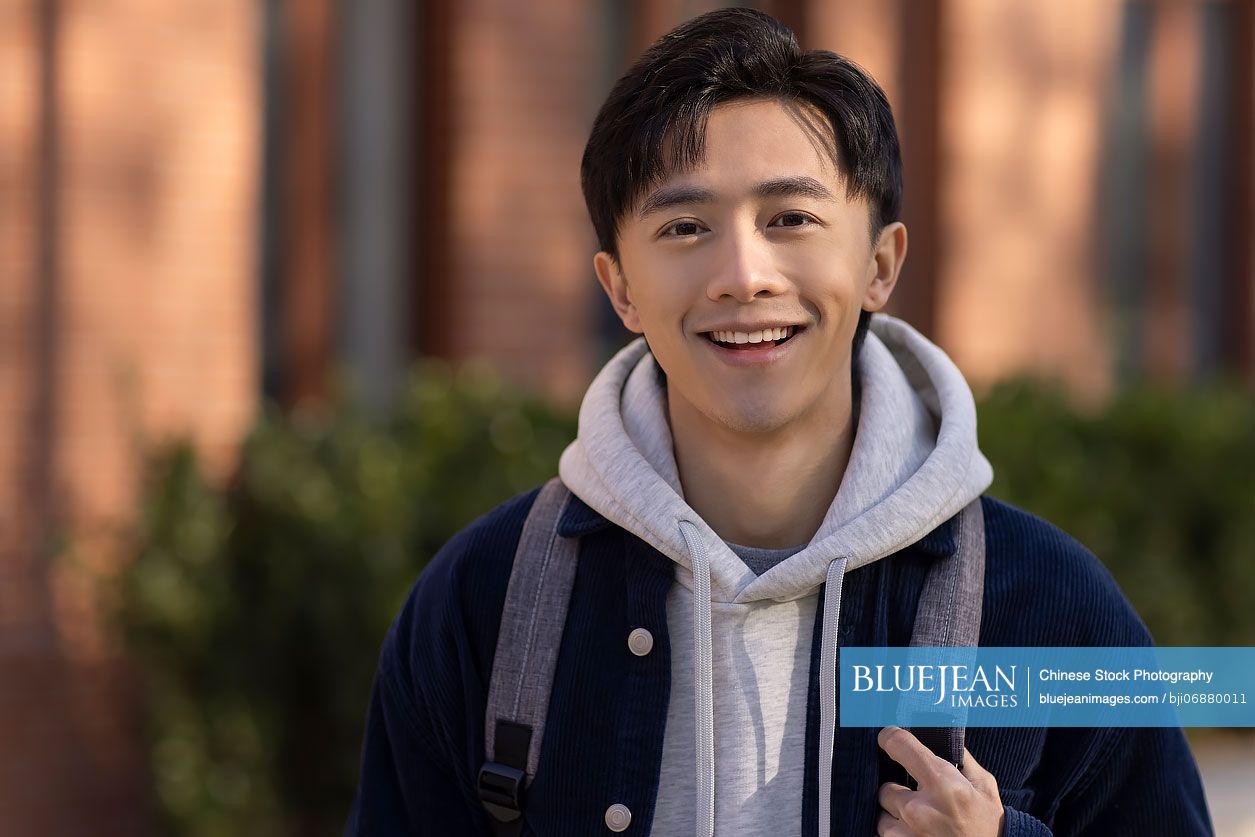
[978,378,1255,646]
[110,366,1254,835]
[108,359,575,837]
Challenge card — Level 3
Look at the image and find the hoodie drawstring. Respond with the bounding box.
[678,521,716,837]
[817,556,849,837]
[679,519,849,837]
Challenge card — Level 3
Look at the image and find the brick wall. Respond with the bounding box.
[419,0,1130,407]
[937,0,1119,401]
[0,0,1247,832]
[0,1,258,832]
[430,0,604,411]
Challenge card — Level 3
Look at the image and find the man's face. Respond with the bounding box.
[594,97,905,435]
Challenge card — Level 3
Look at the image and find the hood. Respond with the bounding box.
[557,313,993,836]
[559,314,992,601]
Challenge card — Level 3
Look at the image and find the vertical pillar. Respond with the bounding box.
[1223,0,1254,381]
[339,0,412,415]
[894,0,942,339]
[414,0,604,406]
[415,0,454,359]
[280,0,335,406]
[1144,0,1199,382]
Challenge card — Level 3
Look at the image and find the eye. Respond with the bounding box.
[769,212,818,229]
[660,220,706,238]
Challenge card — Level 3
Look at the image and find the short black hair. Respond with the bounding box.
[580,7,903,364]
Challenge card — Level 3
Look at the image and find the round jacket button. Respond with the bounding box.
[627,627,654,656]
[605,803,632,831]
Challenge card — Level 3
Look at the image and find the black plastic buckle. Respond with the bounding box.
[478,762,525,823]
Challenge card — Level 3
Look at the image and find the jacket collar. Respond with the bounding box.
[911,512,959,559]
[557,489,614,538]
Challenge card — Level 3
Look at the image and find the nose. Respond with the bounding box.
[705,223,789,303]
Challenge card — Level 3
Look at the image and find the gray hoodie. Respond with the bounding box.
[558,314,993,836]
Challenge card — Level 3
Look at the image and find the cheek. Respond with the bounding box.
[780,242,864,298]
[798,273,864,321]
[632,260,693,320]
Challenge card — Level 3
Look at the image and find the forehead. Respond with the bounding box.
[657,97,844,191]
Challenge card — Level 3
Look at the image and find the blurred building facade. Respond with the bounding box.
[2,0,1252,832]
[2,1,259,832]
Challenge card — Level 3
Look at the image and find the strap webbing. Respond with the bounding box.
[905,497,986,768]
[480,478,578,829]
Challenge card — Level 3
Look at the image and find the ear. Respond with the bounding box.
[862,221,907,312]
[594,251,644,333]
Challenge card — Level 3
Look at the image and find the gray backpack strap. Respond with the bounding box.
[478,477,578,835]
[906,497,986,769]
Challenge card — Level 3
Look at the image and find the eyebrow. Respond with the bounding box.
[635,175,838,219]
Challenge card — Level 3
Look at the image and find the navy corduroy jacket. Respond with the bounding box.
[344,486,1213,836]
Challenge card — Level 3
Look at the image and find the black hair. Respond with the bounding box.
[580,7,903,365]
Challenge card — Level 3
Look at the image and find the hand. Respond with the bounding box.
[876,726,1006,837]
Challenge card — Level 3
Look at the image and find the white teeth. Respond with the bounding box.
[709,326,796,345]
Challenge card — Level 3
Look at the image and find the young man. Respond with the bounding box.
[346,9,1212,836]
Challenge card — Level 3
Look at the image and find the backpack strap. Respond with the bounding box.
[478,477,578,836]
[905,497,986,769]
[475,481,983,822]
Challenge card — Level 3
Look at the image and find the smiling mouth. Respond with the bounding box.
[702,326,805,349]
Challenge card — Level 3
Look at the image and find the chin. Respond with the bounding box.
[709,400,798,435]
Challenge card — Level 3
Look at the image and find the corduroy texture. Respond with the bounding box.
[344,489,1214,835]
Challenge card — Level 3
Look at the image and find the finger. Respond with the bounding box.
[877,781,913,819]
[878,726,947,789]
[876,809,910,837]
[959,747,998,795]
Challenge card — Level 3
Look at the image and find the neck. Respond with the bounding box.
[667,374,857,549]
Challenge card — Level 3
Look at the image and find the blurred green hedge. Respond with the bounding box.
[109,366,1254,836]
[108,359,575,837]
[977,378,1255,648]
